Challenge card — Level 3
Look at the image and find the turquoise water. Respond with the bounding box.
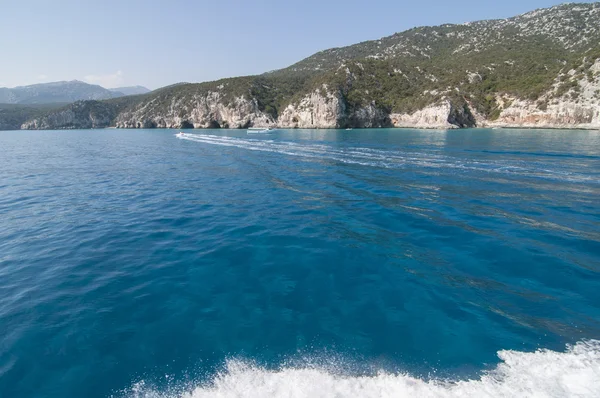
[1,128,599,397]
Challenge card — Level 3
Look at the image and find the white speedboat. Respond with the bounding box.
[247,127,273,134]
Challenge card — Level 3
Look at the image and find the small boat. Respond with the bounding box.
[247,127,273,134]
[346,128,353,130]
[176,132,186,137]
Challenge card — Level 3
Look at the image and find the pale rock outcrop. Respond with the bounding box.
[484,59,600,129]
[347,103,391,128]
[115,92,274,129]
[277,90,392,128]
[390,101,470,129]
[484,99,600,129]
[278,88,345,128]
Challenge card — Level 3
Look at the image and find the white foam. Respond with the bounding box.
[178,134,598,184]
[127,340,600,398]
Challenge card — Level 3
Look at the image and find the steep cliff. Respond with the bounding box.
[278,88,345,128]
[390,101,471,129]
[114,91,274,129]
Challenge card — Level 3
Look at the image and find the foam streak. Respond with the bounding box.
[178,134,597,184]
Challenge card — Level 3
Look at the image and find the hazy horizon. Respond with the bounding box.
[1,0,596,90]
[0,79,149,90]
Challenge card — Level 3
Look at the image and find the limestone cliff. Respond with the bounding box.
[390,101,473,129]
[278,88,345,128]
[485,99,600,129]
[114,91,274,129]
[482,58,600,129]
[277,88,393,128]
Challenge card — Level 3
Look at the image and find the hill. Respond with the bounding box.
[0,81,122,105]
[15,2,600,130]
[0,81,151,108]
[0,103,68,130]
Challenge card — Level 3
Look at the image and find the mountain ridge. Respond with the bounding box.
[0,81,151,105]
[10,2,600,130]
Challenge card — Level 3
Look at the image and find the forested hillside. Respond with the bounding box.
[12,3,600,130]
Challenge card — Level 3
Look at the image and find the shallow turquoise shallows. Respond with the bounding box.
[1,128,599,397]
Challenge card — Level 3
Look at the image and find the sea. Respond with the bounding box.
[1,128,599,397]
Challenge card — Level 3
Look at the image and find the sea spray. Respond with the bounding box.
[125,340,600,398]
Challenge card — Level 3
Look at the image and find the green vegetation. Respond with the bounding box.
[6,2,600,130]
[0,103,66,130]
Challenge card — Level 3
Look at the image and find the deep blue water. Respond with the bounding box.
[1,128,599,397]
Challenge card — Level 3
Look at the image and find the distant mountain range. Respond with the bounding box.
[0,81,150,105]
[108,86,152,96]
[6,2,600,130]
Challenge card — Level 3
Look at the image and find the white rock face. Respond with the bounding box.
[277,90,392,128]
[390,102,458,129]
[349,103,391,128]
[278,89,344,128]
[115,91,274,129]
[484,99,600,129]
[483,60,600,129]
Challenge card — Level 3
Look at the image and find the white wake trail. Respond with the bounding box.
[128,340,600,398]
[178,134,598,184]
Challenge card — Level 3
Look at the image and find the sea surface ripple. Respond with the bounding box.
[0,128,599,397]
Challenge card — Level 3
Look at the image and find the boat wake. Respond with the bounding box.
[125,340,600,397]
[177,134,598,184]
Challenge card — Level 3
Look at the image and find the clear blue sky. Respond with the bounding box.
[0,0,594,89]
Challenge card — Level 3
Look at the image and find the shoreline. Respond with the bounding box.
[5,125,600,132]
